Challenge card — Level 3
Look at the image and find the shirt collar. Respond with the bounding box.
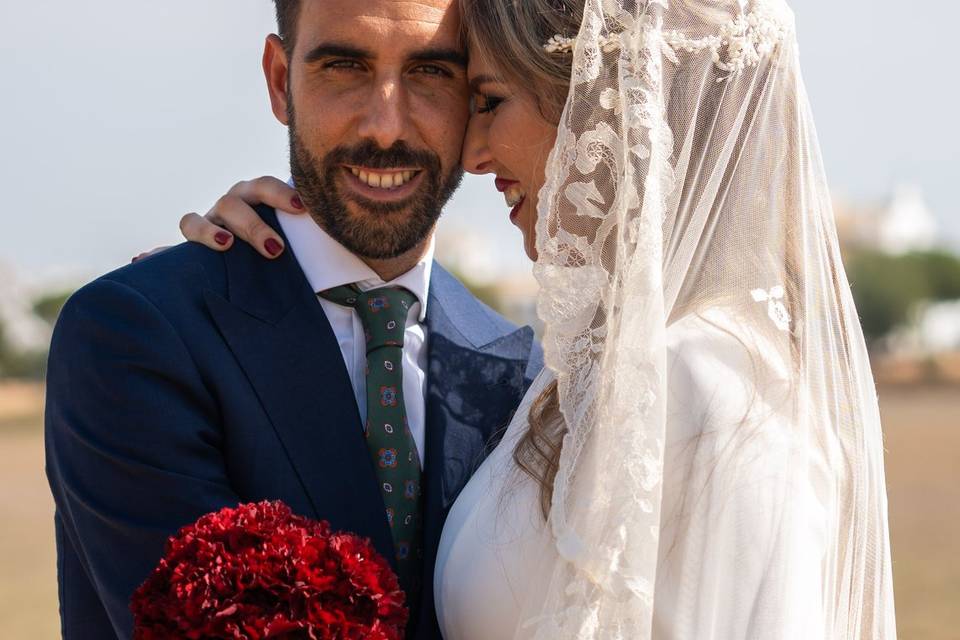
[276,209,434,321]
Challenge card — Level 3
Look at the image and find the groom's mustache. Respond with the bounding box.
[325,140,441,175]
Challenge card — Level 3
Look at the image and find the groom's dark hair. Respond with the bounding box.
[273,0,301,55]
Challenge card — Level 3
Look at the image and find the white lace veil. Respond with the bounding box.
[524,0,897,637]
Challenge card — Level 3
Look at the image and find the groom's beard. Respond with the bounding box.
[288,109,464,260]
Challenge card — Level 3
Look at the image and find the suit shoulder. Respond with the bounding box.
[106,241,226,291]
[76,242,228,314]
[430,263,521,334]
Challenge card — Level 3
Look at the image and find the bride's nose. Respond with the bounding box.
[461,116,494,175]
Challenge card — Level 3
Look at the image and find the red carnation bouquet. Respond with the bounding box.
[130,500,408,639]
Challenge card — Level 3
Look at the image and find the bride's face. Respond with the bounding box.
[461,49,559,261]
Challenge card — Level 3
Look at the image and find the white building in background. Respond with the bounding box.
[918,300,960,352]
[888,300,960,355]
[874,185,939,254]
[835,183,940,254]
[834,185,960,356]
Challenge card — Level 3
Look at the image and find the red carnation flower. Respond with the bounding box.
[130,500,408,639]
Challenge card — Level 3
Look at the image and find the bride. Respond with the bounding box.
[176,0,897,636]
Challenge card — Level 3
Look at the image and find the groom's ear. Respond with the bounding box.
[263,34,291,126]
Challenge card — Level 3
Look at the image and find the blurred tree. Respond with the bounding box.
[0,321,10,367]
[906,251,960,300]
[0,320,46,380]
[847,251,929,345]
[0,288,70,379]
[33,290,73,326]
[846,249,960,346]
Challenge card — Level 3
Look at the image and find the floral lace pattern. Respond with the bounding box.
[531,0,674,636]
[751,285,792,331]
[545,0,794,82]
[663,0,794,81]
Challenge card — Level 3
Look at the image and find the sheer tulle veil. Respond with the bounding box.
[523,0,897,637]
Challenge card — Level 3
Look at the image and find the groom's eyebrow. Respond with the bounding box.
[408,47,467,69]
[302,42,466,69]
[303,43,372,64]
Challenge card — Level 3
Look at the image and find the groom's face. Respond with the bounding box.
[264,0,470,260]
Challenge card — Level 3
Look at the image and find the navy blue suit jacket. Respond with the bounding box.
[45,207,543,639]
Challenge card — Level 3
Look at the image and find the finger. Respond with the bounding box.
[228,176,305,214]
[206,195,285,259]
[180,212,234,251]
[131,247,171,263]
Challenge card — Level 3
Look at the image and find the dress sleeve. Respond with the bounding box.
[652,313,829,640]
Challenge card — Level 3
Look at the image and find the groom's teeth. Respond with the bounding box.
[504,185,526,207]
[352,168,418,190]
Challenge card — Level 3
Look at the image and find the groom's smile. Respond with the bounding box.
[341,165,426,202]
[262,0,470,262]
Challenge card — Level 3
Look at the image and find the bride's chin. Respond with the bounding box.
[522,233,538,262]
[522,198,539,261]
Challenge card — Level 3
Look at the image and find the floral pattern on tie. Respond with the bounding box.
[318,283,424,607]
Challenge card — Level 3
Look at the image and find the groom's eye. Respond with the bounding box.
[411,64,453,78]
[324,59,365,71]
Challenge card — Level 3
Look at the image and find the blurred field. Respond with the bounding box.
[0,383,59,639]
[880,384,960,639]
[1,382,957,639]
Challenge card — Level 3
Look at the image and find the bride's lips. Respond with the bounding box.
[509,197,526,224]
[340,165,425,203]
[495,177,526,224]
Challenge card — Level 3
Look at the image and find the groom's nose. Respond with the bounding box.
[357,76,409,150]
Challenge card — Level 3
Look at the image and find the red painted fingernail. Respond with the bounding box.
[291,195,304,210]
[264,238,283,257]
[214,231,232,246]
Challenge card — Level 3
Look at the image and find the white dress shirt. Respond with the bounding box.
[276,210,434,467]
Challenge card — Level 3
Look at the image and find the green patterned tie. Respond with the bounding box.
[318,284,423,604]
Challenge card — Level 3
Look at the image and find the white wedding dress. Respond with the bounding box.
[434,310,829,640]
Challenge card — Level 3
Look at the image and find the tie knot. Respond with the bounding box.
[320,284,418,351]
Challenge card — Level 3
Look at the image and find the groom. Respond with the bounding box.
[44,1,542,638]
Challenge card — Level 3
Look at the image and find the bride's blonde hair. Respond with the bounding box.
[460,0,581,122]
[460,0,583,518]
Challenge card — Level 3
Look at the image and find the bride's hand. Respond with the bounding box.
[179,177,307,259]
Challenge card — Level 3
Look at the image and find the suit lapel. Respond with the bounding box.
[422,292,536,512]
[203,207,396,567]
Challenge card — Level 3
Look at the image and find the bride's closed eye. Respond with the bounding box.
[472,94,505,114]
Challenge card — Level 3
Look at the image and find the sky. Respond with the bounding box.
[1,0,957,288]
